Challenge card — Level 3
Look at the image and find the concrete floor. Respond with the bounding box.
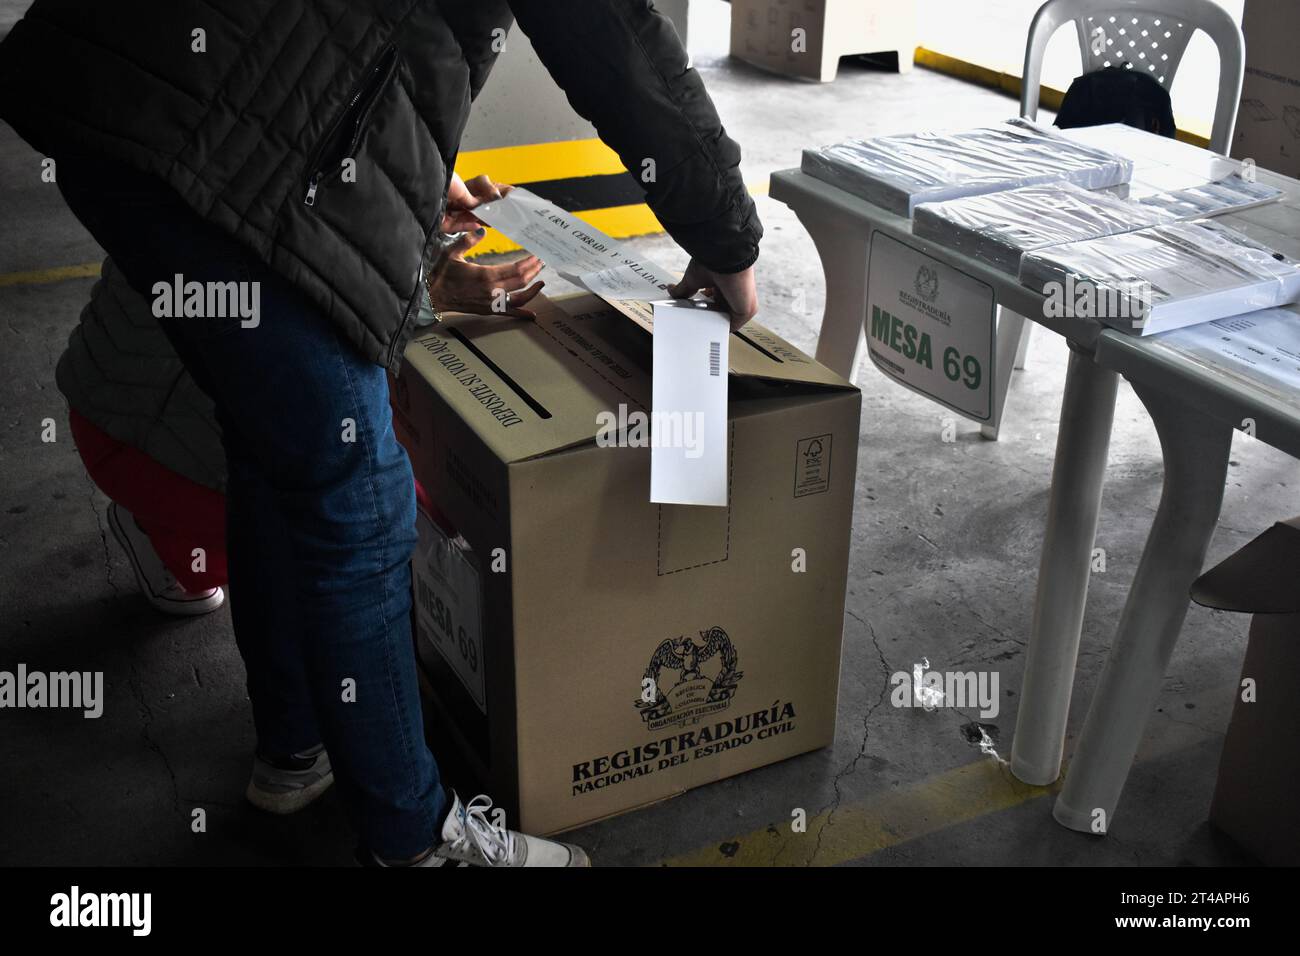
[1,5,1290,867]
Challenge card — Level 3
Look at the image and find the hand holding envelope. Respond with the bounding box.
[442,172,514,233]
[668,259,760,331]
[475,188,746,506]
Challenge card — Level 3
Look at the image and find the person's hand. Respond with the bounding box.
[427,227,544,319]
[668,260,759,330]
[442,173,515,233]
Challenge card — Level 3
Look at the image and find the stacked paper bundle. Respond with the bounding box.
[1135,174,1285,219]
[801,117,1133,217]
[1060,123,1285,217]
[1019,219,1300,335]
[1156,306,1300,402]
[912,181,1172,274]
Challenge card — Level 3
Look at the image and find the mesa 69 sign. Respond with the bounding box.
[865,232,995,422]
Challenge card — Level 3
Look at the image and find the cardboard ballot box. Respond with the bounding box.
[390,292,861,835]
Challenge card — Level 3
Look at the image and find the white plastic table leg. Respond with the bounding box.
[791,206,871,383]
[1011,346,1119,786]
[1052,381,1232,834]
[981,307,1028,441]
[1014,320,1033,370]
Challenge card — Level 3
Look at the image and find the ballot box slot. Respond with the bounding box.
[732,328,786,364]
[446,327,553,420]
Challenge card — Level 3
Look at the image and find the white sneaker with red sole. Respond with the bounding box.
[107,501,225,616]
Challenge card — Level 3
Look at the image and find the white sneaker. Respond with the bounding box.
[366,849,464,868]
[107,502,225,616]
[435,792,590,867]
[245,744,334,815]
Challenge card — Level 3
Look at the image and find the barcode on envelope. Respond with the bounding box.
[709,341,721,377]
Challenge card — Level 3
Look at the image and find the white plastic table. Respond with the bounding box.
[770,158,1300,833]
[1047,326,1300,832]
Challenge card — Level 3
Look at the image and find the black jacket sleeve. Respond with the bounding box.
[508,0,762,274]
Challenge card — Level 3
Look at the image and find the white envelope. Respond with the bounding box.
[650,300,731,507]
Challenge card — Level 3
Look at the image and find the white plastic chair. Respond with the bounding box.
[1022,0,1244,152]
[985,0,1245,440]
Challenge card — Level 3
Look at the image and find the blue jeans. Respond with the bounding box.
[55,150,446,859]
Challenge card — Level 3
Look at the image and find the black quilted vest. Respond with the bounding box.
[0,1,762,370]
[0,0,512,370]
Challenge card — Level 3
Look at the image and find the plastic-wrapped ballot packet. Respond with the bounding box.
[912,181,1172,274]
[1135,173,1285,219]
[1059,123,1285,217]
[1020,219,1300,336]
[1154,305,1300,403]
[801,117,1133,217]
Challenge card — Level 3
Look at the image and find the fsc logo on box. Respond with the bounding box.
[794,434,832,497]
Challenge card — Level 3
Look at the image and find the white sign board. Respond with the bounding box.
[865,232,995,422]
[413,509,486,713]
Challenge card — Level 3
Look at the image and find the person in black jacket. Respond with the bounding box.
[0,0,761,867]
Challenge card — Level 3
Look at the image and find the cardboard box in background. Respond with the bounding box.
[1210,611,1300,866]
[391,293,861,835]
[729,0,916,82]
[1232,0,1300,178]
[1192,517,1300,866]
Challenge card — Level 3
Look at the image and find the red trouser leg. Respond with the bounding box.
[68,409,229,591]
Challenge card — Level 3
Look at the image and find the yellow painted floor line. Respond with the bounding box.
[915,47,1048,105]
[915,46,1211,147]
[0,261,101,288]
[662,757,1061,867]
[456,137,626,184]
